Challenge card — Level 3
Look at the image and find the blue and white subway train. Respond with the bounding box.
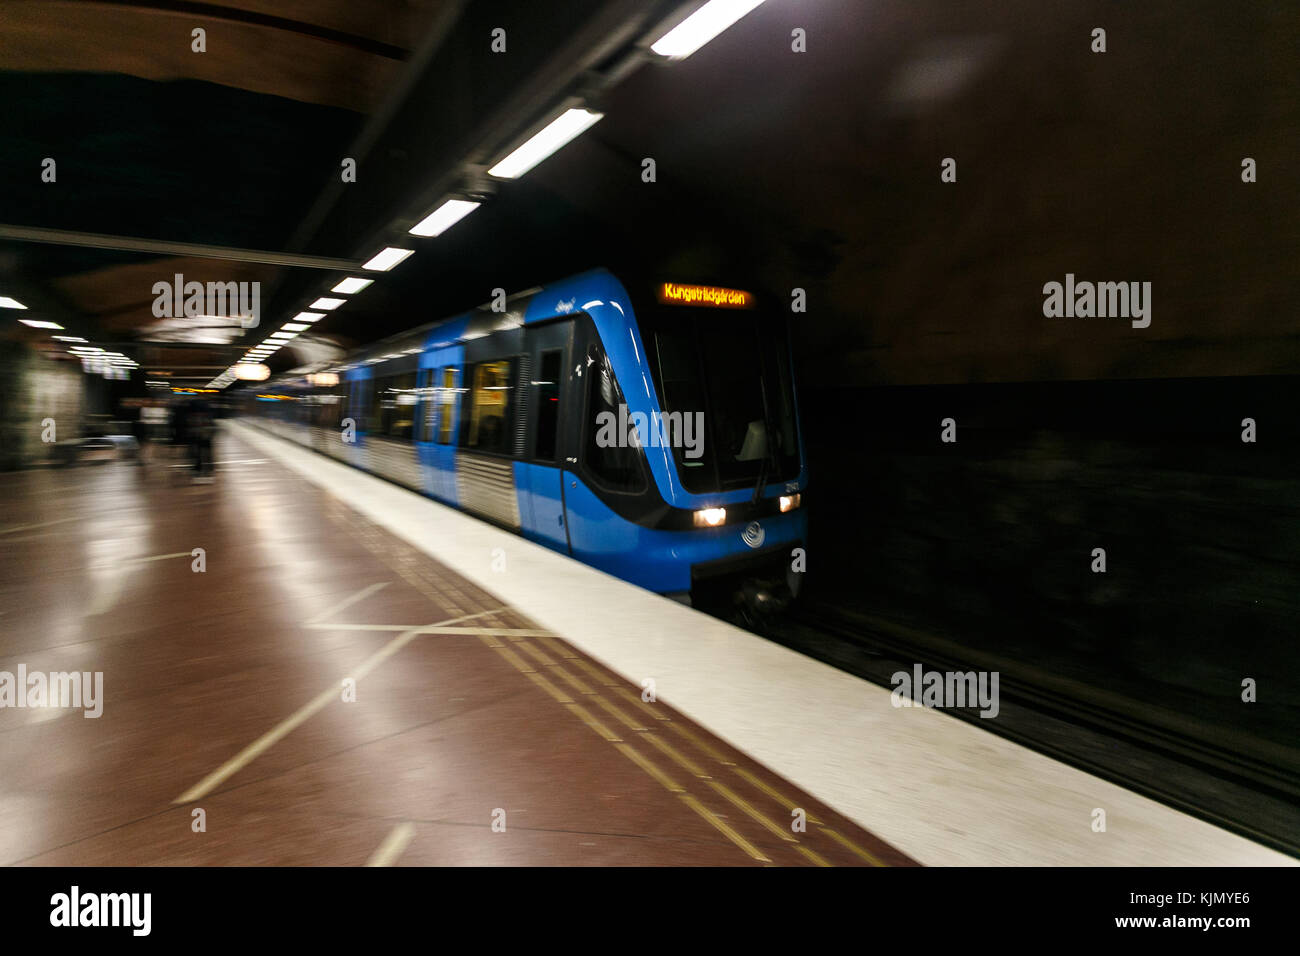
[244,268,807,605]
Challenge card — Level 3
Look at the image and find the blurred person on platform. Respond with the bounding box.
[178,397,216,481]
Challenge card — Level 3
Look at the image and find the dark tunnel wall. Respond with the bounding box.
[783,0,1300,386]
[800,376,1300,768]
[748,0,1300,775]
[577,0,1300,387]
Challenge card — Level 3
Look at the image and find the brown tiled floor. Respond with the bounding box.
[0,431,915,866]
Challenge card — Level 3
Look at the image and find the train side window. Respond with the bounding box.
[584,346,645,493]
[437,367,457,444]
[353,380,368,432]
[374,372,417,440]
[534,350,561,462]
[418,369,435,442]
[462,359,514,455]
[393,372,418,440]
[367,377,385,434]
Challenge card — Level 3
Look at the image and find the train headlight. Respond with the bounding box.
[693,507,727,528]
[779,493,802,513]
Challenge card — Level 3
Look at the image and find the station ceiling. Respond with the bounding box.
[1,1,1296,388]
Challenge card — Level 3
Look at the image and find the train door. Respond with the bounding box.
[345,371,369,467]
[413,365,437,497]
[520,319,573,553]
[428,361,461,503]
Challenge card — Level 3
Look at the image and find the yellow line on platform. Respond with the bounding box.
[365,823,416,867]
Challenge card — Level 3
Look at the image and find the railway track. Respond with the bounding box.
[759,600,1300,859]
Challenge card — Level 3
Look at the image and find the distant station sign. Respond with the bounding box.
[657,282,754,309]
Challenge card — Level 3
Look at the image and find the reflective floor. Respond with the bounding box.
[0,433,911,866]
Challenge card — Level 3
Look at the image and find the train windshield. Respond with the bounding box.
[638,309,800,494]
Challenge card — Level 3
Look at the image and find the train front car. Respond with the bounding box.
[536,270,808,612]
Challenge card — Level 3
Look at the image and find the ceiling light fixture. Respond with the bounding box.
[650,0,768,60]
[362,247,414,272]
[409,198,481,237]
[487,108,604,180]
[332,277,373,295]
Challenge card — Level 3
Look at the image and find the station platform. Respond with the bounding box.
[0,421,1290,867]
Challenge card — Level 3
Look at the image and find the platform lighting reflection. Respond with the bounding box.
[487,108,604,179]
[651,0,769,59]
[362,247,414,271]
[232,364,270,382]
[332,277,373,295]
[409,199,481,237]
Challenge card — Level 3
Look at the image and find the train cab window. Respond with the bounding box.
[437,367,457,444]
[533,350,561,462]
[584,345,645,493]
[462,360,514,455]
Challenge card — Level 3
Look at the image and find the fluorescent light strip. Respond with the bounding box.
[293,312,326,323]
[332,277,373,294]
[53,335,87,342]
[362,247,414,272]
[19,318,63,329]
[488,108,603,179]
[651,0,768,59]
[309,297,345,311]
[269,332,297,340]
[282,323,310,332]
[409,199,481,237]
[0,296,27,309]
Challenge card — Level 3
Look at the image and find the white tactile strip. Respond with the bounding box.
[228,420,1294,866]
